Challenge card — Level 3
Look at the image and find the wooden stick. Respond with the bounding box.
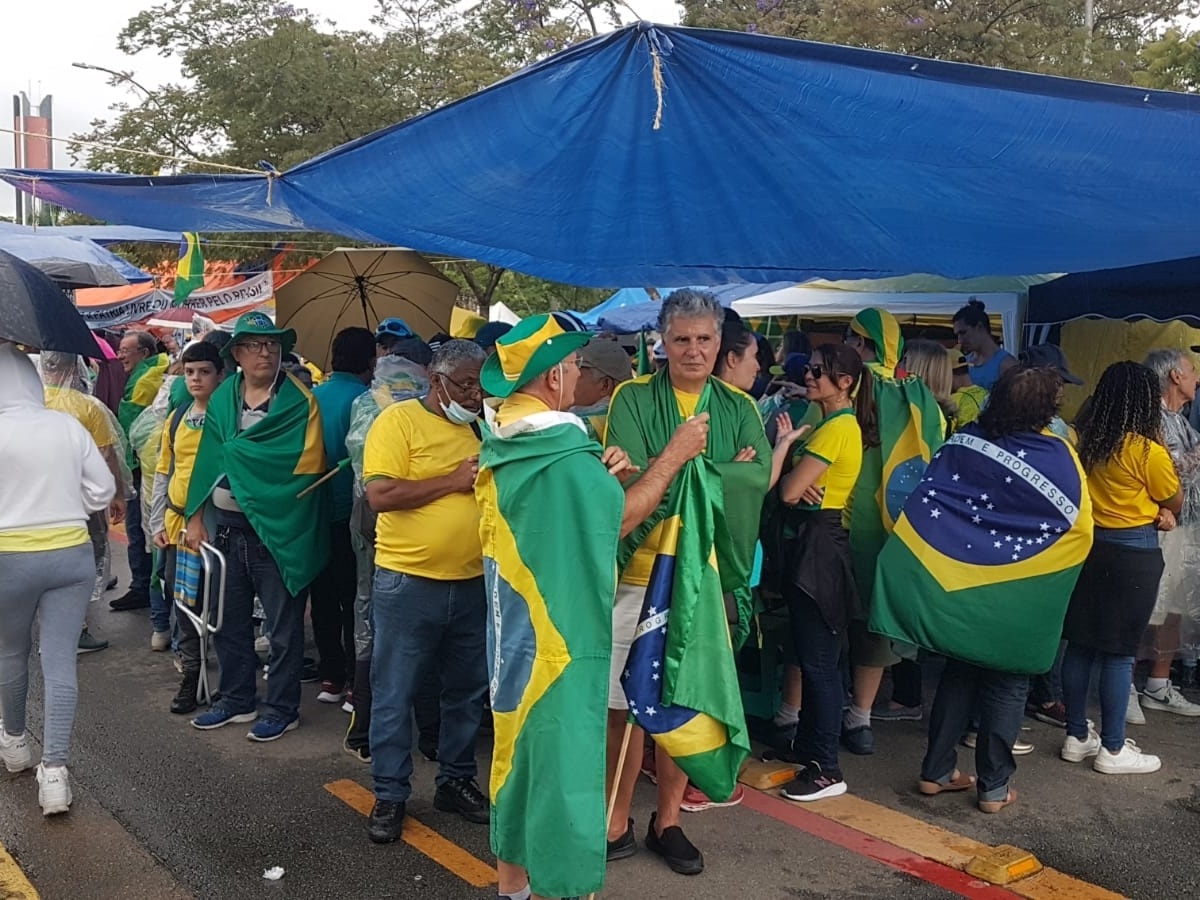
[586,720,634,900]
[295,459,347,499]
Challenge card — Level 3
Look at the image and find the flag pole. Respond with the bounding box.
[587,720,634,900]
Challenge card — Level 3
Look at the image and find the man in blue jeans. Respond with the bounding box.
[362,339,489,844]
[182,312,330,743]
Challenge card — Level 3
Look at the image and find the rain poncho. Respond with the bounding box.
[1149,406,1200,653]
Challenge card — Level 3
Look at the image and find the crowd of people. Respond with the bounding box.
[1,291,1199,900]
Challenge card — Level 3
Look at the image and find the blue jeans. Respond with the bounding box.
[1062,643,1133,752]
[786,585,844,776]
[150,546,171,635]
[125,478,152,596]
[921,659,1028,802]
[1029,640,1065,707]
[370,568,486,803]
[211,525,307,722]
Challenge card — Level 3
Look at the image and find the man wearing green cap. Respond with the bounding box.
[477,314,708,900]
[183,311,330,743]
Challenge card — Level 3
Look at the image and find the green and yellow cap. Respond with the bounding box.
[479,314,593,398]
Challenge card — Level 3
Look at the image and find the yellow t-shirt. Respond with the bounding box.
[793,409,863,510]
[1087,434,1179,529]
[44,387,114,450]
[623,387,703,586]
[364,398,483,580]
[155,409,205,544]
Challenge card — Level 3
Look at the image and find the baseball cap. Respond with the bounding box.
[579,339,633,384]
[946,346,969,371]
[1019,343,1083,385]
[375,318,414,343]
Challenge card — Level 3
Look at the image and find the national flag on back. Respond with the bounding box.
[621,459,749,802]
[173,232,204,303]
[869,425,1094,674]
[849,374,946,597]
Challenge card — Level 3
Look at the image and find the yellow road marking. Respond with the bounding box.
[0,840,39,899]
[324,779,496,888]
[797,793,1124,899]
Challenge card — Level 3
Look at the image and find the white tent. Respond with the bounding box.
[732,288,1026,352]
[489,301,521,324]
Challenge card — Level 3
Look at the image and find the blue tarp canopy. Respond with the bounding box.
[0,223,185,245]
[5,23,1200,286]
[0,231,153,284]
[589,282,799,332]
[1027,256,1200,325]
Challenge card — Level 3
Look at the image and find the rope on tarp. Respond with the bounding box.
[650,40,665,130]
[0,127,264,175]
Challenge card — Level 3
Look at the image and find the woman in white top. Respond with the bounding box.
[0,343,116,815]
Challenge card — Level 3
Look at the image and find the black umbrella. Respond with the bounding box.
[0,249,102,357]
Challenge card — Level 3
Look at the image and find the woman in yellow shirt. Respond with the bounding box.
[769,343,873,802]
[1061,362,1182,776]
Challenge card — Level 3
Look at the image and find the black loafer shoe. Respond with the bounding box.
[607,818,637,861]
[367,800,405,844]
[109,590,150,611]
[434,778,490,824]
[645,812,703,875]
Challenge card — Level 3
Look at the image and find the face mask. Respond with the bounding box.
[570,399,609,419]
[438,380,478,425]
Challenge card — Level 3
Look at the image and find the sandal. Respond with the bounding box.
[918,770,976,795]
[978,787,1018,814]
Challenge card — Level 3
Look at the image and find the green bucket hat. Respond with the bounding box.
[224,310,297,360]
[480,314,592,398]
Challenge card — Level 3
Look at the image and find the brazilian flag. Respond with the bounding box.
[849,373,946,599]
[174,232,205,303]
[870,426,1094,673]
[185,371,329,596]
[621,459,750,803]
[477,407,625,899]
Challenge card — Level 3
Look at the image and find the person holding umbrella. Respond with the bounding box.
[0,343,116,814]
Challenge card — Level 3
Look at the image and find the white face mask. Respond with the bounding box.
[438,380,478,425]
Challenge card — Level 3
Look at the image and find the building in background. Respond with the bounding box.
[11,92,53,225]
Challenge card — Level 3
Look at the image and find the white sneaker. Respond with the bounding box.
[1141,683,1200,717]
[1093,739,1161,775]
[0,726,32,773]
[1061,721,1101,762]
[36,764,72,815]
[151,631,171,652]
[1126,684,1146,725]
[254,635,270,655]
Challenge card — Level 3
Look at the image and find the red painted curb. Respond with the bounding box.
[740,787,1021,899]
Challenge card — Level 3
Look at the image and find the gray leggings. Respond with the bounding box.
[0,543,93,766]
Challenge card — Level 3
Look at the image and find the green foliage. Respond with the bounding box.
[682,0,1199,86]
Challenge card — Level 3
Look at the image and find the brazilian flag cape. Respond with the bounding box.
[620,458,751,802]
[605,371,771,649]
[184,371,329,596]
[477,403,624,900]
[870,426,1094,674]
[849,367,946,601]
[118,352,168,466]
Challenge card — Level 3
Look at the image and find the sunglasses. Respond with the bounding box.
[807,364,832,379]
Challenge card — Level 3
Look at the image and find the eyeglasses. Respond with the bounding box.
[439,373,483,396]
[235,339,282,355]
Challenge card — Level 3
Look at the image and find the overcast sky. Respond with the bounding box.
[1,0,682,218]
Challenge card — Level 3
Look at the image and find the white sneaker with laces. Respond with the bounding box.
[0,725,32,773]
[1141,683,1200,717]
[1061,721,1101,763]
[36,763,72,815]
[1126,684,1146,725]
[1093,739,1161,775]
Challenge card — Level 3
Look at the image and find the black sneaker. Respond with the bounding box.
[367,800,405,844]
[780,762,847,802]
[105,576,119,591]
[433,778,490,824]
[417,738,439,762]
[109,590,150,611]
[644,812,703,875]
[300,658,320,684]
[171,671,201,715]
[607,818,637,861]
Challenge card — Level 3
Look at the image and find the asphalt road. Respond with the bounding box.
[1,549,1199,899]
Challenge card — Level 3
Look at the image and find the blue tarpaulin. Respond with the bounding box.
[0,231,152,283]
[0,223,185,245]
[5,24,1200,285]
